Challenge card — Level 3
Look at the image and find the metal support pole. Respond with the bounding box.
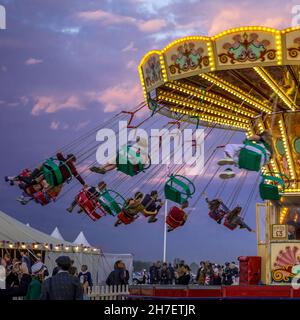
[163,200,168,263]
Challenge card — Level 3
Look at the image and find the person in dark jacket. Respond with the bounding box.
[167,263,175,284]
[160,263,170,285]
[0,262,32,300]
[40,256,82,300]
[222,262,233,285]
[177,265,191,285]
[106,260,129,286]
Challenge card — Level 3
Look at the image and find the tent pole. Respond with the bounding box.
[163,200,168,263]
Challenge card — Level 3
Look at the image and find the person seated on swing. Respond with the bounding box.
[140,190,164,223]
[5,168,34,186]
[114,192,145,227]
[16,181,62,206]
[89,137,149,175]
[224,206,255,233]
[204,193,229,224]
[166,201,189,232]
[66,181,107,213]
[15,171,50,205]
[5,167,45,193]
[218,130,273,179]
[56,152,86,185]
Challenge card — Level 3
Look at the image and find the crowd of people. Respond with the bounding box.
[0,252,94,300]
[138,260,239,286]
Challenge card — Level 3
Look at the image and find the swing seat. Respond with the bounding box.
[259,173,286,201]
[208,210,226,222]
[42,158,72,187]
[99,189,126,216]
[76,190,105,221]
[224,219,238,230]
[116,145,150,176]
[166,207,185,229]
[34,191,51,206]
[164,175,195,204]
[117,211,135,225]
[238,140,270,172]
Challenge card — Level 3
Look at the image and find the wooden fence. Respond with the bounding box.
[87,285,129,300]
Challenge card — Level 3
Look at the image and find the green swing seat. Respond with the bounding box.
[98,189,126,216]
[238,139,271,172]
[164,174,196,204]
[259,172,287,201]
[116,145,150,177]
[42,158,72,187]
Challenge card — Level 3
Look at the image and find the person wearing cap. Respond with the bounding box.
[25,262,44,300]
[40,256,82,300]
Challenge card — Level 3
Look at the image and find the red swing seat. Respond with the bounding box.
[117,210,135,225]
[208,210,226,221]
[76,190,106,221]
[166,206,185,229]
[223,218,238,230]
[34,191,52,206]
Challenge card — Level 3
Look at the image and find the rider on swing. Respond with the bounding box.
[66,181,107,213]
[114,192,145,227]
[224,206,255,233]
[89,137,149,175]
[217,130,273,179]
[203,192,229,224]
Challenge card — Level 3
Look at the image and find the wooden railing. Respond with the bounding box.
[87,285,129,300]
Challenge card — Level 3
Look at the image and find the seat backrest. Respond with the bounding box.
[238,148,262,171]
[224,219,237,230]
[42,159,63,186]
[170,176,191,196]
[116,146,144,176]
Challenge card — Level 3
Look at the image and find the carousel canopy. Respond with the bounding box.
[50,227,65,241]
[0,210,72,246]
[73,231,91,247]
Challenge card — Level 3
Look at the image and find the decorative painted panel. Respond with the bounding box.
[140,52,164,93]
[215,31,278,69]
[271,242,300,284]
[284,29,300,63]
[163,38,211,81]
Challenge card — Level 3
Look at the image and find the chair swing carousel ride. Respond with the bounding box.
[5,26,300,239]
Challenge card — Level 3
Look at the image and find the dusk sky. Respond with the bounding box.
[0,0,298,264]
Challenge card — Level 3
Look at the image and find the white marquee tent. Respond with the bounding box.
[73,231,91,247]
[50,227,65,241]
[0,210,133,284]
